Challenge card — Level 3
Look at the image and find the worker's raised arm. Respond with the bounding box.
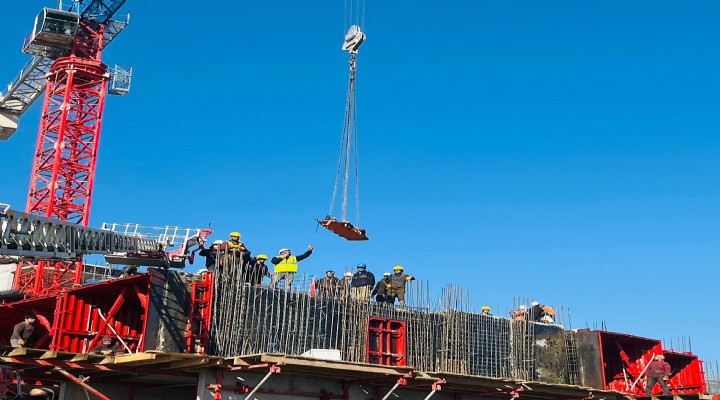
[296,245,314,261]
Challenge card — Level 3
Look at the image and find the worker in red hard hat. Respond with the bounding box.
[270,245,314,291]
[644,354,671,395]
[89,335,126,356]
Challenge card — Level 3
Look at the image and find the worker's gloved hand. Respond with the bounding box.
[101,350,112,356]
[17,339,25,346]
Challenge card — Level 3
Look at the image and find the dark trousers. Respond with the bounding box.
[646,376,669,395]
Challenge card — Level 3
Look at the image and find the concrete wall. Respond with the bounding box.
[196,368,492,400]
[60,381,195,400]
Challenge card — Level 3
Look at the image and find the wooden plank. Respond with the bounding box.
[169,357,223,369]
[259,354,413,376]
[111,353,172,366]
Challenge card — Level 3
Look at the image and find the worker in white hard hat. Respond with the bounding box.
[199,240,224,271]
[316,270,341,298]
[269,245,314,291]
[510,305,528,321]
[371,272,393,304]
[340,271,353,300]
[530,301,543,322]
[388,266,415,307]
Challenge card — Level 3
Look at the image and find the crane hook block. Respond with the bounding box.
[342,25,366,55]
[318,219,369,241]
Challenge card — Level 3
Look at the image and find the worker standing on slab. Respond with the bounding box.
[351,263,375,302]
[246,254,271,286]
[645,355,671,395]
[481,306,492,316]
[510,305,528,320]
[199,240,223,271]
[388,266,415,307]
[316,270,341,298]
[371,272,393,304]
[10,314,35,348]
[89,335,126,356]
[340,272,353,300]
[270,245,313,291]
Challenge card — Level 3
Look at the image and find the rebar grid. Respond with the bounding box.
[210,257,572,383]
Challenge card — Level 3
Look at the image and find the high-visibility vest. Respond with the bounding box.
[275,256,298,273]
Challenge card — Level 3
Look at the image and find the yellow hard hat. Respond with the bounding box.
[482,306,491,311]
[393,265,404,271]
[256,254,268,260]
[229,231,241,238]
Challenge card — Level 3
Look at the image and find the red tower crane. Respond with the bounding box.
[0,1,131,297]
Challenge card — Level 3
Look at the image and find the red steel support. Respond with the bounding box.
[84,287,127,352]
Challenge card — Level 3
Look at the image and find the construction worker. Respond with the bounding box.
[645,354,671,395]
[510,305,528,320]
[340,272,353,300]
[89,335,125,356]
[220,232,251,260]
[350,263,375,302]
[371,272,393,304]
[388,266,415,306]
[316,270,341,298]
[481,306,492,316]
[246,254,271,286]
[270,245,313,291]
[10,314,35,348]
[199,240,223,271]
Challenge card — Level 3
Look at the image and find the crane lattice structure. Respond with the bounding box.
[0,0,132,297]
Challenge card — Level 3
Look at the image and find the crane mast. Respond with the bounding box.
[1,0,131,297]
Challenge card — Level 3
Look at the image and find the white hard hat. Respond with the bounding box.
[531,301,540,306]
[344,272,352,277]
[279,248,290,254]
[383,272,391,276]
[212,240,223,245]
[197,269,208,274]
[519,305,528,310]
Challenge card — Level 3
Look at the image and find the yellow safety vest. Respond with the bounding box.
[275,256,298,273]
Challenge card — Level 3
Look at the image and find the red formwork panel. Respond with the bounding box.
[54,274,152,353]
[598,331,663,395]
[663,351,706,394]
[0,274,152,353]
[367,317,407,366]
[0,295,60,349]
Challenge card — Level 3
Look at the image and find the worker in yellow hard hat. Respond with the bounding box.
[481,305,492,316]
[245,254,271,286]
[388,265,415,307]
[220,231,250,262]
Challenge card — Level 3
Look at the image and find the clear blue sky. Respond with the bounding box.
[1,1,719,363]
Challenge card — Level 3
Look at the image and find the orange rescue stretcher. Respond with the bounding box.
[318,219,368,241]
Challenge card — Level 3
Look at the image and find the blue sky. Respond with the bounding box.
[1,1,719,363]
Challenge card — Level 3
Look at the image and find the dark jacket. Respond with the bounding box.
[271,249,312,265]
[90,342,125,356]
[389,273,414,290]
[371,278,392,296]
[530,305,544,322]
[245,260,270,285]
[316,276,341,296]
[199,246,220,269]
[11,322,34,341]
[351,271,376,288]
[647,360,671,377]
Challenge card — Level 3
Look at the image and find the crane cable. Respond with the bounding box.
[328,0,366,225]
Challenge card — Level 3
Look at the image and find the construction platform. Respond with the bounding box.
[0,349,632,400]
